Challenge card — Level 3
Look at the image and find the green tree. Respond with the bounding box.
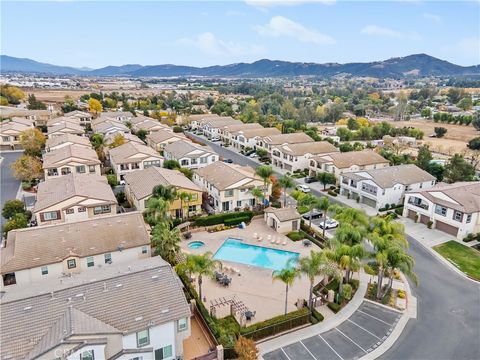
[434,127,447,138]
[106,174,119,187]
[416,145,433,170]
[347,118,359,130]
[27,94,47,110]
[316,172,336,190]
[255,148,268,158]
[444,154,475,183]
[163,159,181,170]
[277,175,295,207]
[386,246,418,291]
[151,222,181,264]
[255,165,273,204]
[468,137,480,150]
[250,187,264,208]
[144,197,170,226]
[20,128,46,156]
[272,267,299,315]
[472,111,480,130]
[61,96,78,113]
[317,196,330,239]
[179,167,194,180]
[2,199,26,220]
[298,193,319,228]
[11,155,43,182]
[178,191,193,220]
[457,97,473,111]
[426,162,445,182]
[136,129,148,141]
[3,213,28,236]
[185,252,222,301]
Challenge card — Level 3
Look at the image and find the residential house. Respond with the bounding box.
[146,129,190,152]
[229,127,281,150]
[403,181,480,239]
[219,123,263,144]
[309,149,390,179]
[131,117,169,134]
[109,142,164,181]
[43,144,101,180]
[164,140,218,170]
[257,133,314,155]
[64,110,93,127]
[188,113,220,130]
[92,118,130,136]
[0,256,191,360]
[340,164,436,209]
[0,106,52,125]
[124,167,202,217]
[264,207,301,234]
[104,131,144,146]
[202,117,242,140]
[33,174,117,225]
[99,111,134,123]
[47,121,85,137]
[1,212,150,288]
[193,161,271,212]
[0,117,34,149]
[45,133,92,151]
[271,141,338,172]
[47,116,80,127]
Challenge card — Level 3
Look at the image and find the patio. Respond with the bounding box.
[180,218,321,325]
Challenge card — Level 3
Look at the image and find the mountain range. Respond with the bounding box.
[1,54,479,78]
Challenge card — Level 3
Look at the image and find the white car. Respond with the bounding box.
[211,138,221,142]
[249,153,258,158]
[296,184,311,193]
[318,218,338,229]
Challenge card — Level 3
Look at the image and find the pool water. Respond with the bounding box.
[213,238,299,271]
[188,241,205,249]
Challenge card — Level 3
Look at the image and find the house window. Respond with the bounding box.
[80,350,94,360]
[104,253,112,264]
[93,205,111,215]
[41,266,48,275]
[136,329,150,347]
[188,205,196,212]
[76,165,86,174]
[181,159,189,166]
[225,190,234,198]
[435,205,447,216]
[466,214,472,223]
[191,194,198,201]
[131,163,140,169]
[144,160,161,168]
[191,158,197,165]
[78,207,86,212]
[89,165,96,173]
[200,157,207,163]
[142,246,148,254]
[178,318,188,331]
[67,259,76,269]
[420,183,423,189]
[47,168,58,176]
[2,136,10,142]
[453,211,463,222]
[61,167,71,175]
[237,201,242,207]
[87,256,94,267]
[43,211,59,221]
[66,208,74,214]
[155,345,172,360]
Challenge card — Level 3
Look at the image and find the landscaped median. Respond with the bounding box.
[433,241,480,281]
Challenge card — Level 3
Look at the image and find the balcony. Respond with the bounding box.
[408,198,429,210]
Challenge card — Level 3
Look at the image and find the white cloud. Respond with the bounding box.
[423,13,441,23]
[361,25,420,40]
[178,32,266,57]
[245,0,335,8]
[441,37,480,65]
[254,16,335,45]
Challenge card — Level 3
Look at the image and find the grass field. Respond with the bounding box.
[433,241,480,281]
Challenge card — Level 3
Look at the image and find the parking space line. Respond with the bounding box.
[318,334,344,360]
[280,348,292,360]
[335,328,367,353]
[299,340,318,360]
[347,319,382,340]
[358,309,394,326]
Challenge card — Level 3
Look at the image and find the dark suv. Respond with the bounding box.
[304,176,317,183]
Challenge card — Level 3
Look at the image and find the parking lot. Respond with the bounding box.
[263,301,402,360]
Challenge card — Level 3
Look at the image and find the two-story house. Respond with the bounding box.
[146,129,190,152]
[271,141,338,172]
[0,117,34,149]
[47,120,85,137]
[124,166,203,217]
[403,181,480,239]
[193,161,271,212]
[0,257,192,360]
[109,142,164,181]
[229,127,281,150]
[64,110,93,127]
[309,149,390,180]
[33,174,117,225]
[0,106,52,126]
[202,117,242,139]
[45,133,92,151]
[163,140,218,169]
[340,164,436,209]
[99,111,134,123]
[0,212,150,288]
[104,131,144,147]
[131,117,169,134]
[219,123,263,144]
[92,117,130,136]
[188,113,220,130]
[43,144,101,180]
[257,133,314,156]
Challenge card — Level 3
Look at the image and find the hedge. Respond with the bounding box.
[194,211,254,226]
[311,308,324,322]
[240,308,310,337]
[327,302,341,313]
[287,231,304,241]
[224,215,251,227]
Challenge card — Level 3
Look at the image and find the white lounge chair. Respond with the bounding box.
[253,232,258,239]
[282,240,287,246]
[271,238,275,244]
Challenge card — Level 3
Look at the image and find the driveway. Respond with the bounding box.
[263,301,402,360]
[0,151,22,228]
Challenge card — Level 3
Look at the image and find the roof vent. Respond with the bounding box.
[75,293,84,298]
[103,282,107,292]
[151,275,159,279]
[33,257,40,261]
[23,306,32,311]
[135,316,143,321]
[161,309,170,314]
[115,283,123,288]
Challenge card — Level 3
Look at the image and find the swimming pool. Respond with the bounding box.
[213,238,299,271]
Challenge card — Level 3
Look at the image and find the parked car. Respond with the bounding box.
[302,210,323,220]
[249,153,258,158]
[211,137,221,142]
[318,218,339,229]
[296,184,311,193]
[223,159,233,163]
[304,176,317,183]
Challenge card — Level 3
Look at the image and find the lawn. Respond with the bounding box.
[433,241,480,281]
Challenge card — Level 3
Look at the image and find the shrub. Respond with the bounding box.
[115,192,127,205]
[395,207,404,216]
[385,203,390,210]
[327,190,337,197]
[327,302,341,313]
[194,211,254,227]
[414,214,419,223]
[463,233,477,242]
[240,308,310,336]
[311,308,324,322]
[173,126,183,133]
[349,279,360,290]
[2,199,26,220]
[106,174,118,187]
[427,220,433,229]
[342,284,353,300]
[398,290,406,299]
[297,205,309,214]
[287,231,304,241]
[224,215,250,227]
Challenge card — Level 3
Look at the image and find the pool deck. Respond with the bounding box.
[180,218,321,324]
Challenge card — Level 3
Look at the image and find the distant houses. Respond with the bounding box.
[164,140,218,169]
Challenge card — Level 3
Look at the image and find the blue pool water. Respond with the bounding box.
[213,238,299,271]
[188,241,205,249]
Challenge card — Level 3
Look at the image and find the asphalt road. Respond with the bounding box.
[0,151,22,228]
[188,133,480,360]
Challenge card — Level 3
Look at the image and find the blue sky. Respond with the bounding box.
[2,1,479,68]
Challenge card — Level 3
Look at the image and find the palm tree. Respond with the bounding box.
[325,243,365,287]
[152,184,177,203]
[333,207,369,230]
[386,246,418,291]
[272,267,299,315]
[369,215,408,248]
[185,252,222,301]
[298,194,319,228]
[255,165,274,204]
[334,224,364,246]
[317,196,330,239]
[151,222,181,264]
[178,191,193,220]
[298,251,339,311]
[250,187,264,209]
[144,197,170,226]
[277,175,295,207]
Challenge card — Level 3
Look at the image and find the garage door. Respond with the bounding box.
[407,210,417,221]
[435,221,459,237]
[420,214,430,225]
[362,196,377,208]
